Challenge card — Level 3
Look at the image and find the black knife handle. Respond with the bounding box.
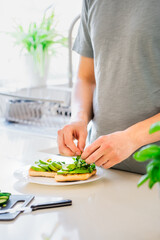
[30,199,72,211]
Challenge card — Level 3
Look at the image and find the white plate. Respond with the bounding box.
[14,155,104,186]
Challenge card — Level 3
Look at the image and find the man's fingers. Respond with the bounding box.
[77,133,87,152]
[102,159,117,169]
[95,151,116,166]
[61,147,75,156]
[85,146,109,164]
[63,131,81,155]
[95,156,108,166]
[81,140,100,159]
[57,131,75,156]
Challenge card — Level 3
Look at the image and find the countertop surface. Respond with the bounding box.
[0,127,160,240]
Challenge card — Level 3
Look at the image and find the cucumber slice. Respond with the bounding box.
[57,170,69,175]
[48,164,58,172]
[0,197,9,201]
[0,192,11,197]
[52,162,62,170]
[61,164,69,171]
[38,164,51,171]
[0,199,7,204]
[0,198,8,205]
[31,166,46,172]
[0,192,11,207]
[39,160,48,165]
[0,196,8,200]
[67,163,76,170]
[57,168,91,175]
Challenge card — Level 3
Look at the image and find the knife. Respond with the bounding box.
[0,199,72,214]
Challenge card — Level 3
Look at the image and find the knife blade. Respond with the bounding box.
[0,199,72,214]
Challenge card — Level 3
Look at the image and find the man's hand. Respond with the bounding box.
[81,130,138,169]
[57,121,88,156]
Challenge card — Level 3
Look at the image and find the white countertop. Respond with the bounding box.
[0,127,160,240]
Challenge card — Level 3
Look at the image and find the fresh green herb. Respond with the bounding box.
[57,156,96,175]
[10,8,67,77]
[133,121,160,189]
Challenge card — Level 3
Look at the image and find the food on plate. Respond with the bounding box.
[29,156,96,182]
[55,170,96,182]
[29,168,57,178]
[55,156,96,182]
[29,159,62,178]
[0,192,11,207]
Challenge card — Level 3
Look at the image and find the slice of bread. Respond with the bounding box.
[55,169,97,182]
[29,168,56,178]
[29,168,96,182]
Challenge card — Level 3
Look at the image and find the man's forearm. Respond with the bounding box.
[71,78,95,124]
[126,113,160,149]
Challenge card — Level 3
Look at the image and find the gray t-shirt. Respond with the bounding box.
[73,0,160,174]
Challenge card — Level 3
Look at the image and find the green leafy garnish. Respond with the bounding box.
[57,156,96,175]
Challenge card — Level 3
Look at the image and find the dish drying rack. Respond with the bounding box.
[0,15,80,130]
[0,86,71,128]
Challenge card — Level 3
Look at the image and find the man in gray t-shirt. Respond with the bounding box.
[57,0,160,174]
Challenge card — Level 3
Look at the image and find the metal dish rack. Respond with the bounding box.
[0,15,80,130]
[0,86,71,128]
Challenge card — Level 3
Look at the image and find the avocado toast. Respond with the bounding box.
[29,156,96,182]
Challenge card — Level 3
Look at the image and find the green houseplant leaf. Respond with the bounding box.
[137,174,149,187]
[133,144,160,161]
[133,121,160,189]
[149,121,160,134]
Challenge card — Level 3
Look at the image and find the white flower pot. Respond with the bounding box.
[23,54,50,88]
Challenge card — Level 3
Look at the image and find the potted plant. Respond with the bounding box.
[11,8,67,87]
[133,121,160,190]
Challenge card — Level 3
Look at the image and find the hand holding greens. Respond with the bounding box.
[133,121,160,189]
